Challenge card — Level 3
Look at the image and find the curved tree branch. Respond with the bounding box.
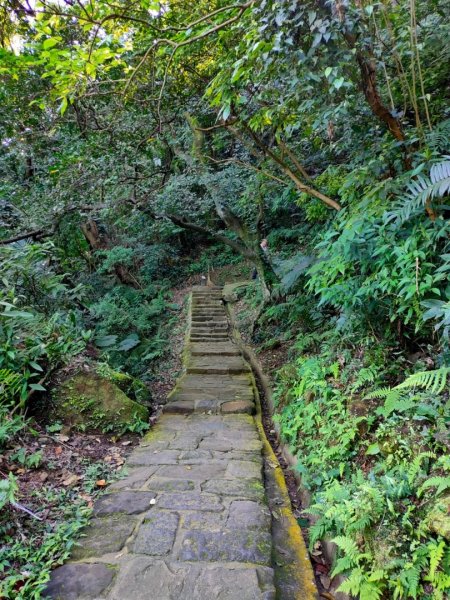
[0,204,106,246]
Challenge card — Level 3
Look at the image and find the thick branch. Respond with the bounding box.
[167,214,255,259]
[0,204,106,246]
[239,125,342,210]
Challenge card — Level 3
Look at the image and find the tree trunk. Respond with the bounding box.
[253,251,277,301]
[80,219,140,288]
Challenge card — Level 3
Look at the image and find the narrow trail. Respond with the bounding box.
[45,286,318,600]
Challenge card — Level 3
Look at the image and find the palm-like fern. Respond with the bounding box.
[426,118,450,152]
[389,156,450,223]
[0,369,22,403]
[365,367,449,417]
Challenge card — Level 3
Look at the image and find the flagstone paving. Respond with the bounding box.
[45,286,318,600]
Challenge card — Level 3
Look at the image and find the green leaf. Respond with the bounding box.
[43,37,60,50]
[94,335,118,348]
[117,334,140,351]
[366,443,380,455]
[29,361,43,372]
[29,383,46,392]
[60,97,68,115]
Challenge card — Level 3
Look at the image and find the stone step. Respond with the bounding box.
[190,325,228,332]
[190,337,229,343]
[190,344,240,356]
[190,333,229,339]
[191,294,223,299]
[191,317,226,322]
[190,331,228,337]
[186,365,250,375]
[191,318,228,324]
[191,323,228,328]
[192,306,223,310]
[192,305,223,309]
[163,398,255,415]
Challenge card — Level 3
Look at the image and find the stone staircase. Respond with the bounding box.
[164,286,254,415]
[44,285,318,600]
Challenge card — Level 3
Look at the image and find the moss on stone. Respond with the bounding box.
[52,371,149,434]
[427,494,450,540]
[95,363,152,407]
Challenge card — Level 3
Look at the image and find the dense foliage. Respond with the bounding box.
[0,0,449,597]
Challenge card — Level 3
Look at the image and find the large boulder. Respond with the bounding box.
[52,370,149,434]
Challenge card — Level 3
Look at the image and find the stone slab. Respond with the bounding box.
[155,492,223,511]
[200,437,262,452]
[190,343,240,356]
[93,491,156,516]
[163,400,195,415]
[221,400,255,414]
[226,460,263,479]
[108,467,158,491]
[45,563,115,600]
[127,449,181,465]
[71,515,138,559]
[153,463,227,481]
[178,529,272,564]
[109,562,273,600]
[144,477,195,492]
[132,511,179,555]
[202,478,265,501]
[227,500,271,530]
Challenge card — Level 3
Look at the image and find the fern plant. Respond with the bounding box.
[390,156,450,223]
[365,367,449,417]
[0,369,22,404]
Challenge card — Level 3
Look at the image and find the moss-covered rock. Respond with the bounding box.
[52,371,149,434]
[427,494,450,540]
[95,363,152,407]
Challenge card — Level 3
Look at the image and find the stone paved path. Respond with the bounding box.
[45,286,317,600]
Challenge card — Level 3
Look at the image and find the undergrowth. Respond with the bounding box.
[272,322,450,599]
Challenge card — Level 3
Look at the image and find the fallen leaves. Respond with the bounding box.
[62,473,81,487]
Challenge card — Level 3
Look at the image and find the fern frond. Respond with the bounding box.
[0,369,22,401]
[418,475,450,497]
[428,541,445,580]
[396,367,450,394]
[333,535,361,561]
[352,366,378,391]
[427,119,450,151]
[331,555,354,577]
[365,387,397,400]
[407,452,436,485]
[388,156,450,223]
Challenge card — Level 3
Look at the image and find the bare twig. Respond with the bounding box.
[12,501,43,521]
